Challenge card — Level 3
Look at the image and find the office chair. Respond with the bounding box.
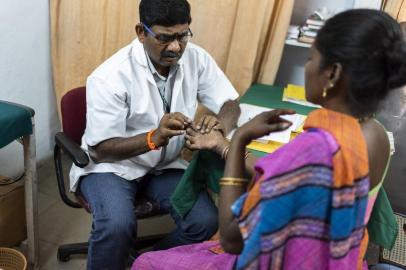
[53,86,166,262]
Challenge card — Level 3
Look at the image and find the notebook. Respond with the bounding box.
[282,84,321,108]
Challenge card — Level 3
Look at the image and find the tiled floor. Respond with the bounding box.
[35,155,175,270]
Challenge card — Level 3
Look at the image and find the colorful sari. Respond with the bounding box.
[133,109,372,270]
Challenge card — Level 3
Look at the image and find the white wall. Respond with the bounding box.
[0,1,59,177]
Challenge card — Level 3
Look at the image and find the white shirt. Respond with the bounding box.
[69,39,239,191]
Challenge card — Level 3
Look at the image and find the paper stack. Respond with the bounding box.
[233,104,306,144]
[287,25,300,40]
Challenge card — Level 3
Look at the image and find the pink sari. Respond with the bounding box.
[132,240,236,269]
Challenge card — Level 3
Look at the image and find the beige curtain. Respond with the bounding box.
[50,0,294,111]
[383,0,406,21]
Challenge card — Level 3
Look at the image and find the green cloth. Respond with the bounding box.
[0,101,33,149]
[171,150,224,217]
[367,188,398,249]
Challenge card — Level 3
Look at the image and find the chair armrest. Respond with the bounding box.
[55,132,89,168]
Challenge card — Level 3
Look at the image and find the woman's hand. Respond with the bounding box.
[185,127,229,155]
[234,109,296,145]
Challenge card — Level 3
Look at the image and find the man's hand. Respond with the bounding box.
[153,112,192,147]
[195,114,225,134]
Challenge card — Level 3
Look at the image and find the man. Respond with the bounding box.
[69,0,240,269]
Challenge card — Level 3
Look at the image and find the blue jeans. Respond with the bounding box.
[79,169,218,270]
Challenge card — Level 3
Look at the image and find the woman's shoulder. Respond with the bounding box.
[362,119,390,153]
[361,119,390,188]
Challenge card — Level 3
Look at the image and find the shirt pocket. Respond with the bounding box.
[126,90,161,135]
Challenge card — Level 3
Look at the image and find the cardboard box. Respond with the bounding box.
[0,176,26,247]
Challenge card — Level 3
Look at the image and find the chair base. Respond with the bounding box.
[57,242,88,262]
[133,233,167,250]
[57,234,167,262]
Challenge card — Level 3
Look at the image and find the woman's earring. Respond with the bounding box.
[322,87,328,98]
[322,82,334,98]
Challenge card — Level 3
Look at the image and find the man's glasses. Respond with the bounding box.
[142,23,193,45]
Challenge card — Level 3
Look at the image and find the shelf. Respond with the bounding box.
[285,39,311,48]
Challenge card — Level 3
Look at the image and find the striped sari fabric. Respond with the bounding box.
[232,108,370,269]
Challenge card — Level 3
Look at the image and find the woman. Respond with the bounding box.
[133,9,406,270]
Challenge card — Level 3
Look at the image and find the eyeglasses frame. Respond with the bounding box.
[141,22,193,45]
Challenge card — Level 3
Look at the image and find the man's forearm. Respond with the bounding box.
[89,133,152,163]
[89,112,190,163]
[217,100,241,135]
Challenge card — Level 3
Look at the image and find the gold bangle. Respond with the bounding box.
[220,177,249,183]
[222,147,250,160]
[219,177,250,186]
[219,181,246,187]
[244,151,251,160]
[221,145,230,160]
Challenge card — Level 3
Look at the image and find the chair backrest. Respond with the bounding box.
[61,87,86,145]
[58,86,163,218]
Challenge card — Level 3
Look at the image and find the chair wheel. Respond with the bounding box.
[57,250,70,262]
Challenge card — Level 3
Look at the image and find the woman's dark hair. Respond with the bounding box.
[139,0,192,27]
[315,9,406,117]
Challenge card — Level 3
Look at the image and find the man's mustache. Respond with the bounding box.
[161,51,180,58]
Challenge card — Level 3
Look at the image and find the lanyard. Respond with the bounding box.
[156,84,171,113]
[145,50,171,113]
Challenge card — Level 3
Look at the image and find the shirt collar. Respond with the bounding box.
[145,52,167,80]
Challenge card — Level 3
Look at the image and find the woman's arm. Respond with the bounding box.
[218,134,247,254]
[218,109,295,254]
